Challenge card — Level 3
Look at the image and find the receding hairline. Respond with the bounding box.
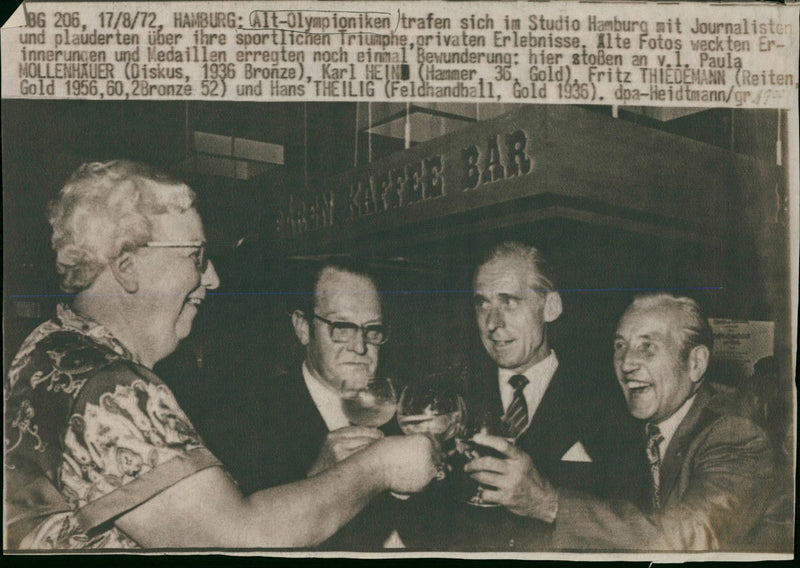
[620,299,681,326]
[313,265,380,308]
[618,294,712,359]
[474,252,549,292]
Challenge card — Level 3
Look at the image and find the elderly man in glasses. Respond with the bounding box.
[202,259,401,549]
[4,161,440,549]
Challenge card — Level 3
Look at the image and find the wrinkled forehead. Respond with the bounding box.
[616,305,681,340]
[314,268,382,318]
[474,257,540,295]
[149,209,205,241]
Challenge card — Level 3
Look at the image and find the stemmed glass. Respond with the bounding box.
[455,410,513,507]
[397,383,465,442]
[340,377,398,427]
[397,381,466,481]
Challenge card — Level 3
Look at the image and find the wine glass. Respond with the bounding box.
[397,382,466,445]
[340,377,397,427]
[455,409,513,507]
[394,381,465,497]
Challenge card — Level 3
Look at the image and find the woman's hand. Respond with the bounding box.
[375,434,442,494]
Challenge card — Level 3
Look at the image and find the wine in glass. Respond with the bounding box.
[340,377,397,427]
[395,381,465,495]
[455,409,513,507]
[397,383,466,444]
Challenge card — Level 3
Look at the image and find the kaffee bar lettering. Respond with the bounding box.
[277,127,532,238]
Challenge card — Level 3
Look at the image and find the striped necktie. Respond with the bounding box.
[645,423,665,510]
[503,374,529,438]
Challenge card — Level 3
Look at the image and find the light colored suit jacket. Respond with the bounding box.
[551,382,775,551]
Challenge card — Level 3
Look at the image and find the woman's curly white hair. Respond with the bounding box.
[48,160,196,293]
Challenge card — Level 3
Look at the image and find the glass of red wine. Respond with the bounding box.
[455,409,513,507]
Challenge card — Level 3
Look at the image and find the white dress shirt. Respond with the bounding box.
[302,362,350,431]
[654,392,697,458]
[301,365,406,549]
[497,350,559,434]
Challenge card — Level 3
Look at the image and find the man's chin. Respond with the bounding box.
[492,353,521,369]
[175,320,195,343]
[626,400,656,421]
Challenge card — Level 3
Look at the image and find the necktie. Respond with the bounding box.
[504,374,529,438]
[645,423,665,510]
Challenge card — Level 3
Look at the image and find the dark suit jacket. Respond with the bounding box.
[465,352,645,495]
[196,363,398,550]
[552,382,776,551]
[399,352,649,551]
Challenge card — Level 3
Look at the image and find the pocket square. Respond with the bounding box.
[561,441,592,462]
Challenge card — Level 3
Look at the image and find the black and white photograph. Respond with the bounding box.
[2,0,797,559]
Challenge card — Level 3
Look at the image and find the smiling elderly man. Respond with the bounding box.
[466,292,775,551]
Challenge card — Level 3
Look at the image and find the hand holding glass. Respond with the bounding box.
[397,383,465,483]
[456,410,513,506]
[391,381,464,502]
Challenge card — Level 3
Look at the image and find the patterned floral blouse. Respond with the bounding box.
[4,304,221,549]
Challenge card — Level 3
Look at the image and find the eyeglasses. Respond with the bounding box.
[142,241,208,273]
[312,313,389,345]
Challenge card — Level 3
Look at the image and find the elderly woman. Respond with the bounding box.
[5,160,439,549]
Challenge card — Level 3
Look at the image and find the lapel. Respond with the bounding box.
[269,364,329,460]
[467,357,505,418]
[517,363,574,467]
[468,355,579,467]
[527,362,565,431]
[293,364,330,434]
[210,363,330,492]
[659,383,716,500]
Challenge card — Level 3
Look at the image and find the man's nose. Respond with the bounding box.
[486,305,505,331]
[347,329,368,356]
[618,347,640,372]
[201,260,221,290]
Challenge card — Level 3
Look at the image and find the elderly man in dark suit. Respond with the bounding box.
[466,292,776,551]
[201,259,399,549]
[466,242,628,495]
[401,242,646,551]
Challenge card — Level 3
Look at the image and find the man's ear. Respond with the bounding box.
[688,345,710,383]
[543,291,563,323]
[291,310,311,346]
[108,252,139,294]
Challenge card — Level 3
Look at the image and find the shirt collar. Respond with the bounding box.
[498,350,559,387]
[655,392,698,454]
[302,361,351,431]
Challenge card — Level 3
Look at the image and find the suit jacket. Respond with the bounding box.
[196,363,398,550]
[199,364,326,492]
[552,382,776,551]
[465,352,643,495]
[398,352,649,551]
